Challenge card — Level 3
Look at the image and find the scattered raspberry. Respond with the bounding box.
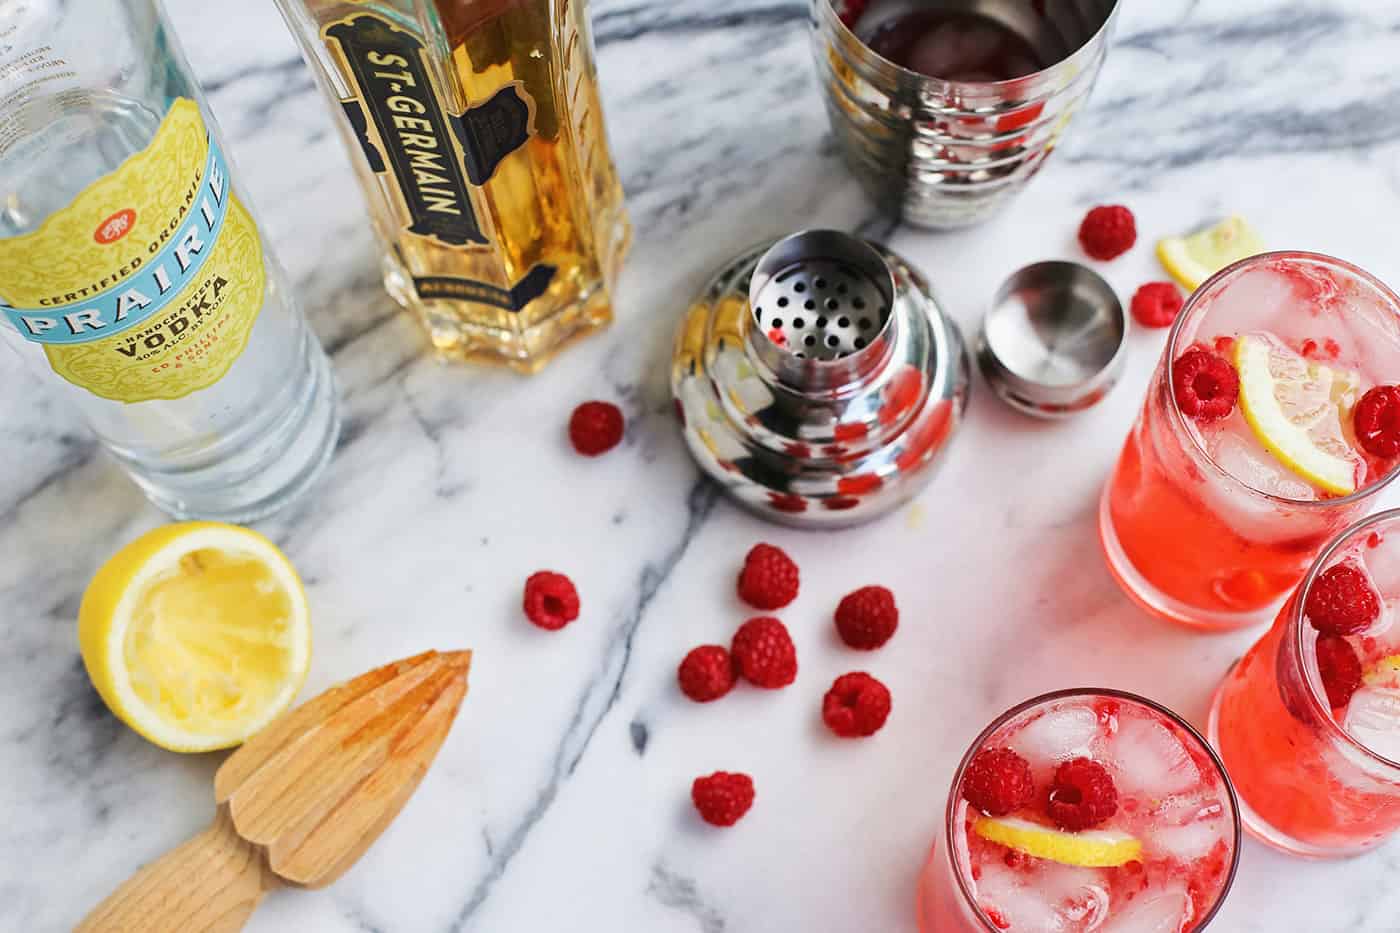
[821,672,892,738]
[1172,348,1239,422]
[962,747,1035,817]
[1130,281,1184,329]
[1316,634,1363,709]
[522,571,579,630]
[568,401,624,456]
[1078,205,1136,261]
[1306,562,1380,635]
[691,771,755,827]
[1047,757,1118,831]
[736,543,800,610]
[677,645,737,703]
[731,617,798,688]
[1354,385,1400,458]
[834,586,899,650]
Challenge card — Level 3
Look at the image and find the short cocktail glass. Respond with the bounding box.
[1100,251,1400,631]
[918,689,1240,932]
[1210,509,1400,858]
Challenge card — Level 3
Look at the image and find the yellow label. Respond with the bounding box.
[0,99,265,403]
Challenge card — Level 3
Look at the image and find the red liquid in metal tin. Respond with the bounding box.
[865,10,1044,81]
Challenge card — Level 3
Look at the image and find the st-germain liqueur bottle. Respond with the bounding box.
[274,0,631,372]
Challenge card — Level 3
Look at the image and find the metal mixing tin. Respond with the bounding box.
[672,230,970,527]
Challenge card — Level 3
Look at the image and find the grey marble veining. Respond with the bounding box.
[5,1,1400,930]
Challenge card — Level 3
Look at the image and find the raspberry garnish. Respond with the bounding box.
[1305,562,1381,635]
[678,645,737,703]
[1130,281,1184,329]
[568,401,625,456]
[1047,757,1119,831]
[834,585,899,650]
[821,672,892,738]
[736,543,800,610]
[1316,634,1363,709]
[731,617,798,688]
[1172,348,1239,422]
[522,571,580,630]
[1078,205,1137,261]
[692,771,755,827]
[961,747,1035,817]
[1354,385,1400,458]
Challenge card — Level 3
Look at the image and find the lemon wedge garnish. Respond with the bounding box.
[78,522,311,753]
[1234,334,1359,496]
[1157,216,1265,291]
[1365,655,1400,687]
[973,816,1142,868]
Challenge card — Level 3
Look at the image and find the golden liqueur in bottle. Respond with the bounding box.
[275,0,631,371]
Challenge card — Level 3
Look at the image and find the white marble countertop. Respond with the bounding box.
[6,0,1400,930]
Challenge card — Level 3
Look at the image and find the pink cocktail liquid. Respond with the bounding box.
[1210,509,1400,857]
[1101,252,1400,630]
[918,690,1239,932]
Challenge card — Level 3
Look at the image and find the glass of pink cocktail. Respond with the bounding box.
[918,689,1239,932]
[1100,251,1400,630]
[1210,509,1400,857]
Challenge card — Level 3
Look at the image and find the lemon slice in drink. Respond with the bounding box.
[1157,216,1265,291]
[1365,655,1400,687]
[78,522,311,753]
[1234,335,1359,497]
[973,816,1142,868]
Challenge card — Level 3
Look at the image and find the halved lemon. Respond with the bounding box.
[1234,334,1359,496]
[1157,216,1265,291]
[973,816,1142,868]
[78,522,311,753]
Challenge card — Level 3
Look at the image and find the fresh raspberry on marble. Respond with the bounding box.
[821,672,892,738]
[522,571,580,630]
[1078,204,1136,261]
[1354,385,1400,458]
[1316,634,1363,709]
[731,616,798,688]
[1047,757,1118,831]
[691,771,755,827]
[961,747,1035,817]
[1306,562,1381,635]
[568,400,625,456]
[677,645,737,703]
[736,543,800,610]
[1172,348,1239,422]
[834,585,899,650]
[1130,281,1184,329]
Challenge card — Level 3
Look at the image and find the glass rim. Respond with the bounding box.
[1164,249,1400,510]
[814,0,1122,90]
[943,687,1243,932]
[1290,508,1400,772]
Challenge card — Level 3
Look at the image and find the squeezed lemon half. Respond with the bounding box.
[78,522,311,753]
[1157,216,1265,291]
[1234,335,1359,497]
[974,816,1142,868]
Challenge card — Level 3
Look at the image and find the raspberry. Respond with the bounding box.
[834,586,899,650]
[731,617,798,688]
[691,771,755,827]
[1078,205,1136,261]
[568,401,624,456]
[821,672,892,738]
[736,543,800,610]
[1047,757,1118,831]
[677,645,737,703]
[1316,634,1363,709]
[1172,348,1239,422]
[1353,385,1400,458]
[1130,281,1184,329]
[1306,562,1380,635]
[522,571,579,630]
[961,747,1035,817]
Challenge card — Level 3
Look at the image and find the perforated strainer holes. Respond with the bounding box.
[752,257,889,362]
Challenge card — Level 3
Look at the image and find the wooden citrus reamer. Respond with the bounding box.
[77,650,472,932]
